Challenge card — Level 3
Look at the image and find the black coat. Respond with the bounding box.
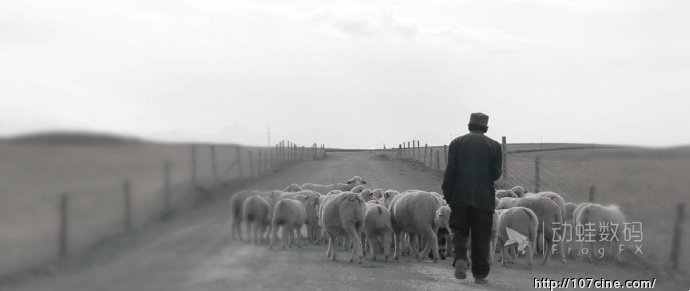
[442,130,503,212]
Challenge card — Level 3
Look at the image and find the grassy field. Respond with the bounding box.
[0,134,306,277]
[377,143,690,274]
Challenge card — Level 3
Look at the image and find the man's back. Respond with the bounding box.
[442,131,502,212]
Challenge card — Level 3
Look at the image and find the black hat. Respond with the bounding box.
[468,112,489,127]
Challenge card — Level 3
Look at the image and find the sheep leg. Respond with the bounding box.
[368,235,379,261]
[540,238,553,266]
[400,232,408,256]
[501,245,508,267]
[382,232,392,261]
[295,226,303,248]
[393,230,402,260]
[245,220,252,244]
[233,218,244,241]
[344,226,363,264]
[558,237,567,264]
[360,234,367,257]
[418,227,439,263]
[255,222,262,245]
[269,222,279,250]
[282,226,289,250]
[314,225,322,245]
[250,221,256,245]
[327,232,337,260]
[306,223,313,244]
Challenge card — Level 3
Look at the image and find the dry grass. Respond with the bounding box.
[375,143,690,274]
[0,140,288,276]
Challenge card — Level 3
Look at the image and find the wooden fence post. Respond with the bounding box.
[164,160,171,214]
[502,136,507,181]
[436,150,441,171]
[588,185,596,203]
[424,144,428,166]
[59,192,69,257]
[671,203,685,271]
[124,180,131,232]
[398,144,402,159]
[535,157,541,193]
[417,140,420,160]
[443,145,448,167]
[211,145,217,183]
[191,145,197,189]
[429,146,433,168]
[236,146,243,178]
[270,148,274,171]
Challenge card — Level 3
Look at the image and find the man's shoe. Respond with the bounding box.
[474,277,488,284]
[454,260,467,279]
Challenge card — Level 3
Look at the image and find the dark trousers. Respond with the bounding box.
[449,206,493,279]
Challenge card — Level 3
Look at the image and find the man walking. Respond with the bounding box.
[442,112,502,284]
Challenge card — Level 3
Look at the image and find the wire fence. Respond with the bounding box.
[374,137,688,274]
[0,140,326,277]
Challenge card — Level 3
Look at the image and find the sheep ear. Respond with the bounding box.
[384,193,389,198]
[362,181,367,184]
[346,181,352,184]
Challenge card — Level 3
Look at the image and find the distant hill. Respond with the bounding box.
[1,131,143,145]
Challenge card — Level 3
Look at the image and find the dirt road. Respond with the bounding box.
[0,152,685,290]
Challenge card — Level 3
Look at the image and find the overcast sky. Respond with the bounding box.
[2,0,689,148]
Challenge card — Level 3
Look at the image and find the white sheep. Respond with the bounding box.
[300,176,368,195]
[269,190,322,243]
[359,189,378,202]
[496,197,517,210]
[372,188,384,200]
[318,191,367,263]
[242,195,271,244]
[573,202,593,223]
[364,202,393,261]
[270,198,307,250]
[496,207,538,269]
[496,189,518,199]
[381,189,402,209]
[525,191,568,261]
[350,185,368,194]
[526,192,566,226]
[283,183,302,192]
[230,190,280,241]
[388,191,443,262]
[496,196,565,266]
[429,192,448,206]
[511,186,526,198]
[575,203,626,263]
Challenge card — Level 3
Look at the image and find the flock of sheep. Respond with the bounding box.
[229,176,629,270]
